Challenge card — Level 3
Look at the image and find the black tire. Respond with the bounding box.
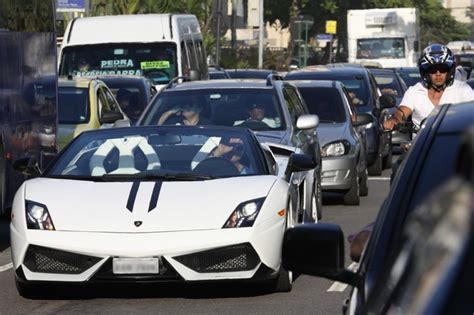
[383,146,393,169]
[368,153,383,176]
[359,167,369,197]
[343,173,360,205]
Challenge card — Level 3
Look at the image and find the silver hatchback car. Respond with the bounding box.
[288,80,372,205]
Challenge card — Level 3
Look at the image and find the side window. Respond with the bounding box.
[283,87,305,125]
[185,41,198,70]
[262,148,278,175]
[196,41,208,76]
[102,87,121,113]
[97,88,108,116]
[369,73,382,107]
[342,87,357,122]
[283,88,298,125]
[181,42,190,76]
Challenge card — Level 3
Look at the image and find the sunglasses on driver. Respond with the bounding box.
[427,65,450,74]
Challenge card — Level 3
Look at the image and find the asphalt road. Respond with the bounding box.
[0,169,391,314]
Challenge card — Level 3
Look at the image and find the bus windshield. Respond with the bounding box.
[357,38,405,59]
[59,43,178,84]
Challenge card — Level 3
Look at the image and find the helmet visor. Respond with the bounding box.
[427,64,450,74]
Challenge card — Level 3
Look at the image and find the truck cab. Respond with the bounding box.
[347,8,420,68]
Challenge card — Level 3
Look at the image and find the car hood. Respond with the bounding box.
[24,176,277,233]
[317,122,349,147]
[254,130,288,145]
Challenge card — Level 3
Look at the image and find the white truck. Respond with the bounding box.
[347,8,420,68]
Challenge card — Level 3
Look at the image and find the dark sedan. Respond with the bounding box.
[227,69,277,79]
[282,101,474,314]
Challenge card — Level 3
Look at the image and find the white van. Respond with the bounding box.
[58,14,209,86]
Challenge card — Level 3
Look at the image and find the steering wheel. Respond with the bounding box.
[193,157,239,176]
[237,120,269,130]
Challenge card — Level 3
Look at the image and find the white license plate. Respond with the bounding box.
[112,258,159,274]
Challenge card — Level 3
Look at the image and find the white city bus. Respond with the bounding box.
[58,14,208,86]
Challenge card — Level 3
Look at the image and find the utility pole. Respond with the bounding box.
[258,0,264,68]
[215,0,222,66]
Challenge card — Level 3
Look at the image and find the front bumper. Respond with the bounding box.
[321,154,357,191]
[11,218,284,284]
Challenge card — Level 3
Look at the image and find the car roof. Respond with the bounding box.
[285,79,339,88]
[96,75,149,83]
[286,66,368,78]
[58,76,98,88]
[162,79,280,91]
[437,102,474,134]
[369,68,396,75]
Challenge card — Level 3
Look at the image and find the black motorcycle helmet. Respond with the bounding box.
[418,44,456,90]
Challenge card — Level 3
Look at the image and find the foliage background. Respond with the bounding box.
[56,0,472,69]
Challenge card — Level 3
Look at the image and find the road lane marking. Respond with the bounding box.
[327,262,358,292]
[368,177,390,181]
[0,262,13,272]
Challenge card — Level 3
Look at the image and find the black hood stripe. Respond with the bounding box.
[148,181,163,212]
[126,181,141,212]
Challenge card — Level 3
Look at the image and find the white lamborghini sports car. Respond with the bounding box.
[10,126,316,297]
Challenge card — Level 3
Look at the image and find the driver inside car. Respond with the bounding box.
[207,137,254,174]
[234,102,277,128]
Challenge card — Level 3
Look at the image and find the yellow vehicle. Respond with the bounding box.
[57,76,130,151]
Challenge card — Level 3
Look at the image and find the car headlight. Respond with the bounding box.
[26,200,55,230]
[321,140,351,157]
[223,197,265,228]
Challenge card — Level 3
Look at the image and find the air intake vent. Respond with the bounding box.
[174,243,260,273]
[24,245,101,274]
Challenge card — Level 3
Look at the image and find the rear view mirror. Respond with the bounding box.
[296,114,319,130]
[148,134,182,145]
[283,224,357,284]
[379,94,396,109]
[353,113,373,127]
[285,153,316,180]
[101,111,124,124]
[13,156,42,177]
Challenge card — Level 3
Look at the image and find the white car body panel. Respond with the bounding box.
[11,175,290,282]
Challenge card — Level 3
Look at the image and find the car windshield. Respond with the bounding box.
[357,38,405,59]
[139,89,286,131]
[59,43,178,85]
[298,87,346,123]
[58,87,89,124]
[47,127,265,179]
[102,83,146,123]
[398,71,420,87]
[373,74,403,97]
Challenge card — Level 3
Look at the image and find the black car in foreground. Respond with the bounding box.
[282,101,474,314]
[285,66,395,175]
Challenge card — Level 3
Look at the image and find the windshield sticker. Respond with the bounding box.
[100,59,134,69]
[140,61,170,70]
[73,70,142,77]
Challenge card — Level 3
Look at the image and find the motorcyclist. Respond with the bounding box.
[384,44,474,131]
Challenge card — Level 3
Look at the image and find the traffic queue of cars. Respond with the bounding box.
[16,12,467,302]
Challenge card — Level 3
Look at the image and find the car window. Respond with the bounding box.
[139,89,285,131]
[297,87,346,123]
[283,87,304,125]
[58,87,90,124]
[47,128,266,178]
[374,74,403,97]
[102,87,121,113]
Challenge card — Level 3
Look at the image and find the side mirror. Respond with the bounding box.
[282,224,357,284]
[189,69,200,81]
[13,156,42,177]
[353,113,374,127]
[296,114,319,130]
[100,111,124,124]
[285,153,315,180]
[379,94,396,109]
